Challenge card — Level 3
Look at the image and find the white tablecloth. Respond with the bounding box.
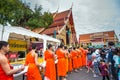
[13,66,28,77]
[13,59,58,77]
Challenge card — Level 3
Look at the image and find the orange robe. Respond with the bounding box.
[68,54,73,72]
[64,50,69,73]
[80,48,86,66]
[76,49,82,68]
[71,50,79,69]
[0,61,13,80]
[79,50,83,67]
[65,57,68,73]
[56,49,66,76]
[44,50,56,80]
[25,52,42,80]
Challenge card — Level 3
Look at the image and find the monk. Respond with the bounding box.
[0,41,24,80]
[79,50,83,68]
[25,44,42,80]
[64,46,69,74]
[70,47,79,72]
[56,44,67,80]
[44,44,56,80]
[80,46,87,67]
[68,49,73,73]
[79,47,85,67]
[76,47,82,69]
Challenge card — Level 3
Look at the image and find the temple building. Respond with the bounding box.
[79,30,119,47]
[33,7,77,45]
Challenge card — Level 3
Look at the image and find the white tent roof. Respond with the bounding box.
[0,24,60,52]
[0,25,60,43]
[42,34,60,43]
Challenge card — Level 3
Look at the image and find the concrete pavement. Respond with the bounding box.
[14,68,102,80]
[67,68,102,80]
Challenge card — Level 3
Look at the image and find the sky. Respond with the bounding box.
[26,0,120,41]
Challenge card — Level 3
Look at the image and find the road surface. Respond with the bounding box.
[14,68,102,80]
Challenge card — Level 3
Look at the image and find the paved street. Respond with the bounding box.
[14,68,102,80]
[67,68,102,80]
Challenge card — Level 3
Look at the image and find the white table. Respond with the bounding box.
[13,60,58,78]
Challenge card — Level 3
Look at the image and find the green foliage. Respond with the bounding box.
[0,0,23,25]
[26,5,53,29]
[0,0,53,29]
[42,12,53,28]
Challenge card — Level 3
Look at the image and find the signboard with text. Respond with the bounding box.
[8,39,27,51]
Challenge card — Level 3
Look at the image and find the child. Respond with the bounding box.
[100,60,110,80]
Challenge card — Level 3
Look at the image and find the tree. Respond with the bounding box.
[41,12,53,28]
[0,0,23,25]
[26,5,53,29]
[0,0,33,26]
[0,0,53,29]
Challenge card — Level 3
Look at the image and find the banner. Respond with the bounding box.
[30,37,39,41]
[8,39,27,51]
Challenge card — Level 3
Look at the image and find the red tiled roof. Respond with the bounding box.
[50,20,65,27]
[41,10,71,35]
[69,12,74,25]
[49,10,70,28]
[42,26,63,35]
[54,10,70,21]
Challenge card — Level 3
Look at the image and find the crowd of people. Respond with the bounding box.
[86,42,120,80]
[0,41,120,80]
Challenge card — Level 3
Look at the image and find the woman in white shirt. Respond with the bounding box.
[92,49,101,77]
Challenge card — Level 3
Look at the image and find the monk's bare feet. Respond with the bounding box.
[74,69,79,73]
[63,77,67,80]
[86,70,89,73]
[80,68,82,70]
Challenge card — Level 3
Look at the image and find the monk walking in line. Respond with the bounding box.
[67,47,73,73]
[44,44,56,80]
[71,47,79,72]
[25,44,42,80]
[56,44,67,80]
[64,46,69,75]
[80,46,85,67]
[0,41,25,80]
[76,47,82,70]
[68,52,73,73]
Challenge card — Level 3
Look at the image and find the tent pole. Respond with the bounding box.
[43,39,47,53]
[1,25,4,41]
[43,39,47,61]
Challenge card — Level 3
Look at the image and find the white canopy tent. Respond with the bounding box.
[0,24,60,52]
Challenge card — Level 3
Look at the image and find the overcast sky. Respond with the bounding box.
[26,0,120,41]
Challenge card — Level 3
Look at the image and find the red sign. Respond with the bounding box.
[9,53,18,59]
